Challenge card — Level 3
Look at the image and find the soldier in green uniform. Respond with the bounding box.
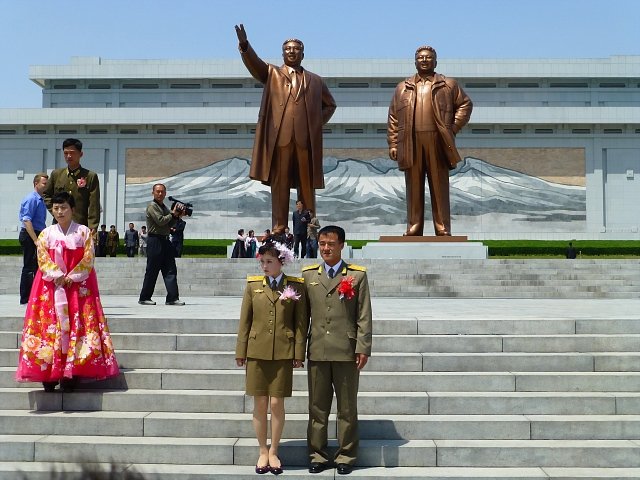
[43,138,101,231]
[235,241,308,475]
[302,225,372,475]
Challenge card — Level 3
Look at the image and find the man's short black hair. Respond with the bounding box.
[318,225,345,243]
[62,138,83,151]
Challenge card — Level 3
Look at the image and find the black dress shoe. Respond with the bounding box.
[138,300,156,305]
[337,463,353,475]
[269,465,283,475]
[255,465,270,474]
[309,462,328,474]
[42,381,57,392]
[60,377,78,393]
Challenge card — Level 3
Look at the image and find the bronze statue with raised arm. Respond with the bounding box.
[387,46,472,236]
[235,24,337,231]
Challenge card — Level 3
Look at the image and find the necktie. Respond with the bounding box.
[328,268,335,279]
[270,279,278,290]
[292,70,301,99]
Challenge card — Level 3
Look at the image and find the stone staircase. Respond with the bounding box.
[0,296,639,479]
[3,257,640,298]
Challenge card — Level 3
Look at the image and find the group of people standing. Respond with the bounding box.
[16,138,119,391]
[94,220,183,259]
[232,228,259,258]
[16,141,373,475]
[231,200,321,261]
[236,225,372,475]
[16,140,190,394]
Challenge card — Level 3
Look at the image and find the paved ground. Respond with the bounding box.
[3,295,640,321]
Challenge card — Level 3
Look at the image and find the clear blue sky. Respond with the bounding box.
[1,0,638,108]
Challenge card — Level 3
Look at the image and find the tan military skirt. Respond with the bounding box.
[246,358,293,397]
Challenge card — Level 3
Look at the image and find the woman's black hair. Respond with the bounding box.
[258,241,283,264]
[51,191,75,208]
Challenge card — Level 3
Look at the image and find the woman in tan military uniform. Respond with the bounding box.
[235,241,308,475]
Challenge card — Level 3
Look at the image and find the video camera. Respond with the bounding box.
[168,196,194,217]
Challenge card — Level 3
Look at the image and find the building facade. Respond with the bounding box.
[1,55,639,239]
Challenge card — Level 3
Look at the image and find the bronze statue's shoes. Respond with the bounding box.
[255,465,270,474]
[403,224,424,236]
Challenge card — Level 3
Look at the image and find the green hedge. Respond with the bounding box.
[0,239,230,256]
[484,240,640,257]
[3,239,640,257]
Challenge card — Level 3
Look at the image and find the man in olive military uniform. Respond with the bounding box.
[302,225,372,475]
[43,138,101,231]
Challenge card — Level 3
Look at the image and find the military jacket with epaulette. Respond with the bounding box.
[302,262,372,362]
[235,274,308,361]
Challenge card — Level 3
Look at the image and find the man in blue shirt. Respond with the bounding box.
[18,173,48,305]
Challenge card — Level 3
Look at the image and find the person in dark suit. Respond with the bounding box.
[124,222,139,258]
[43,138,101,232]
[170,218,186,258]
[292,200,310,258]
[236,241,308,475]
[235,24,336,230]
[302,225,372,475]
[96,224,108,257]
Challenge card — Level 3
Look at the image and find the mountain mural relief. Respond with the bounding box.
[125,156,585,236]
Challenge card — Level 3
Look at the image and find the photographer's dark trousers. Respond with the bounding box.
[139,234,179,303]
[294,233,307,258]
[19,228,40,305]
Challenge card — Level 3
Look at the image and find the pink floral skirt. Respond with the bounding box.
[15,249,119,383]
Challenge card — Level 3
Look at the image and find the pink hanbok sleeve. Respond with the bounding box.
[37,228,64,282]
[66,226,95,283]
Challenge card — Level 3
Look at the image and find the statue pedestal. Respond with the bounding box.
[358,236,488,259]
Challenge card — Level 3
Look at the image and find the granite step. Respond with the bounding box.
[4,464,640,480]
[5,257,640,298]
[3,349,640,373]
[5,368,640,393]
[5,331,640,354]
[3,389,638,416]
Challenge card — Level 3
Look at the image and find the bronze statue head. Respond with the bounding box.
[282,38,304,68]
[414,46,437,76]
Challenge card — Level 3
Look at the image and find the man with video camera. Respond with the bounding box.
[138,183,188,306]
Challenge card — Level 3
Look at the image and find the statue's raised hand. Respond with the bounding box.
[235,24,248,47]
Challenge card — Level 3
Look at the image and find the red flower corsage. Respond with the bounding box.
[76,177,87,188]
[337,276,356,300]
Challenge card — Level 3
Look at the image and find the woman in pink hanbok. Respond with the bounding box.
[16,192,119,392]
